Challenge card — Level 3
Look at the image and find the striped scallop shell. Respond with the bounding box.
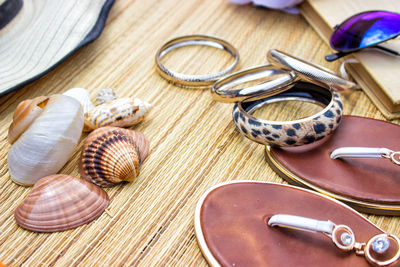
[84,98,151,130]
[14,174,109,232]
[80,127,149,187]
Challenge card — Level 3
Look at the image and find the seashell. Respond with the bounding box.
[96,88,117,105]
[85,97,151,130]
[14,174,109,232]
[7,94,84,186]
[79,127,149,187]
[63,87,95,115]
[8,96,49,144]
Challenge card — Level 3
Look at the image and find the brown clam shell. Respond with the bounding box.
[8,96,49,144]
[80,127,149,187]
[14,174,109,232]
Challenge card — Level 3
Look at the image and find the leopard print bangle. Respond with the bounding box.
[232,82,343,147]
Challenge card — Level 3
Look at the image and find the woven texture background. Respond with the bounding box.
[0,0,399,266]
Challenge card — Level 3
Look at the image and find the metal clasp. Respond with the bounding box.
[330,147,400,166]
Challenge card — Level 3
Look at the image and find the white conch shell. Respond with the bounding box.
[63,88,95,114]
[8,96,49,144]
[96,88,117,105]
[85,98,151,130]
[7,94,84,186]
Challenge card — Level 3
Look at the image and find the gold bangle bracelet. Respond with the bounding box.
[155,34,239,87]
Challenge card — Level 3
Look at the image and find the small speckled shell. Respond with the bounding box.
[85,98,151,130]
[80,127,149,187]
[96,88,117,105]
[14,174,109,232]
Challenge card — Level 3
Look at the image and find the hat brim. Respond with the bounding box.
[0,0,115,96]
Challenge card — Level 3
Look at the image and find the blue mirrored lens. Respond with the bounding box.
[330,11,400,51]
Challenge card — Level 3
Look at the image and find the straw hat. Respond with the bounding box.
[0,0,114,95]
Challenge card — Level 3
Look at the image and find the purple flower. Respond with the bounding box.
[228,0,304,14]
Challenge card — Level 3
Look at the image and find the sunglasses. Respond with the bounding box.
[325,10,400,62]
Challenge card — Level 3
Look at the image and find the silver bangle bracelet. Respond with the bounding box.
[155,34,239,87]
[267,49,359,91]
[212,49,357,104]
[209,49,352,147]
[211,64,297,103]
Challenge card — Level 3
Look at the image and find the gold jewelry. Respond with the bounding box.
[384,151,400,166]
[155,34,239,87]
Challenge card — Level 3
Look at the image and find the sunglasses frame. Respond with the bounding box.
[326,10,400,62]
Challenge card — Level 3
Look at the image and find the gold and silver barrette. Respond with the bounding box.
[269,214,400,266]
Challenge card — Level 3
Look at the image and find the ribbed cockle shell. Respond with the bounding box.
[84,98,151,130]
[8,96,49,144]
[14,174,109,232]
[80,127,149,187]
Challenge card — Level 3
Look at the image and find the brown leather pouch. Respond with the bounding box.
[266,116,400,215]
[195,181,391,267]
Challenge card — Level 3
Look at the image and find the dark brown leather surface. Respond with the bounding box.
[200,182,384,267]
[270,116,400,204]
